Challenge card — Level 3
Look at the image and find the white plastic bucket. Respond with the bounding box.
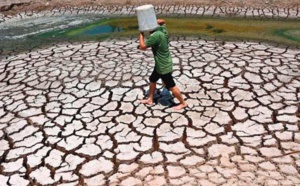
[136,4,159,32]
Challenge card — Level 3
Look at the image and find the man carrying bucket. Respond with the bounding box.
[138,18,187,110]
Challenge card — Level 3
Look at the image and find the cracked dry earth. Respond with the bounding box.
[0,38,299,186]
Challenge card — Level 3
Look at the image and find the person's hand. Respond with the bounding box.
[157,19,166,26]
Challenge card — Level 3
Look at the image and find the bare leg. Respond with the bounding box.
[169,86,187,110]
[140,82,156,105]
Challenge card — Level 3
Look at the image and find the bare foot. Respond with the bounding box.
[140,99,153,105]
[173,103,188,110]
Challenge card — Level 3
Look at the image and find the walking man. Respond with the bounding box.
[139,19,187,110]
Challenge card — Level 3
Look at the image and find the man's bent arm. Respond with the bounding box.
[139,32,147,50]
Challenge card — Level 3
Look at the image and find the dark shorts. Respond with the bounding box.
[149,70,176,89]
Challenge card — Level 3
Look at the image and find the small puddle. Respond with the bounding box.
[82,25,123,35]
[284,29,300,42]
[275,28,300,42]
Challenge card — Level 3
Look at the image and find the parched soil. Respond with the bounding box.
[0,37,300,186]
[1,0,300,15]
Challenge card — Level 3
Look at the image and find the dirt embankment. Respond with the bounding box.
[1,0,300,15]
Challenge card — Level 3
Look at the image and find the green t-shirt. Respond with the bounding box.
[146,25,173,75]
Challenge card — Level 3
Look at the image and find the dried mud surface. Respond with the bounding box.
[0,38,299,185]
[1,0,300,15]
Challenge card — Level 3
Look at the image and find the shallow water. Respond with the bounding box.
[0,14,114,54]
[0,14,128,55]
[83,25,123,35]
[0,14,103,39]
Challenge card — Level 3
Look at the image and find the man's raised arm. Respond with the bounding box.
[139,32,147,50]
